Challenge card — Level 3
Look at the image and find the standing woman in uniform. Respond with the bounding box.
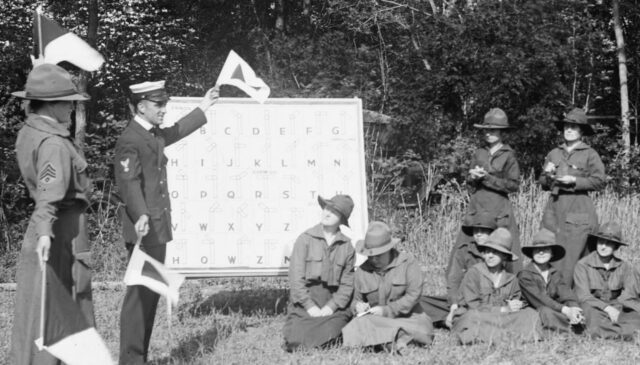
[283,195,356,351]
[10,64,94,365]
[454,108,521,273]
[539,108,605,287]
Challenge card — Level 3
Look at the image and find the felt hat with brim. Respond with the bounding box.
[477,227,518,261]
[12,64,89,101]
[356,221,401,256]
[588,221,627,249]
[554,108,595,136]
[474,108,511,129]
[461,211,498,236]
[129,80,170,103]
[521,228,565,261]
[318,194,354,227]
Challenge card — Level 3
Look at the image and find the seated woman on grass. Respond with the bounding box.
[421,211,497,328]
[451,228,542,345]
[573,222,640,340]
[342,221,433,351]
[518,228,585,334]
[282,195,356,351]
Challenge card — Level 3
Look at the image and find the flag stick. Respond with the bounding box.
[39,262,47,343]
[36,5,44,58]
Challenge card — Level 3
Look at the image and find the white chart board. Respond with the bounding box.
[162,97,368,277]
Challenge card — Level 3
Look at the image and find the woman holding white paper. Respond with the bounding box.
[342,221,433,351]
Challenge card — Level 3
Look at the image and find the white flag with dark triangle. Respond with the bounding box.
[216,50,270,103]
[32,8,105,71]
[123,244,185,306]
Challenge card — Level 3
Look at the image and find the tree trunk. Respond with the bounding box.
[75,0,99,149]
[613,0,629,161]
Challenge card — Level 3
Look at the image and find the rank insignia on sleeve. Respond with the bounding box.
[39,163,57,184]
[120,158,130,173]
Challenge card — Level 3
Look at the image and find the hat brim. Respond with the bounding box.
[356,237,401,256]
[477,242,518,261]
[461,222,496,236]
[521,243,565,261]
[587,233,627,248]
[554,120,595,136]
[317,196,350,227]
[473,124,511,129]
[11,91,89,101]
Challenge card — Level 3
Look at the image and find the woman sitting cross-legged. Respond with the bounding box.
[342,221,434,351]
[282,195,356,351]
[518,228,585,334]
[451,228,542,345]
[421,211,497,328]
[573,222,640,340]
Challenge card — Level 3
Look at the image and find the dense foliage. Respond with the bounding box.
[1,0,640,250]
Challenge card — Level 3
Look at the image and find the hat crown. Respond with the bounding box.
[470,212,498,230]
[24,64,79,98]
[531,228,556,246]
[484,227,512,251]
[596,222,622,241]
[321,195,354,219]
[564,108,588,125]
[362,222,393,250]
[482,108,509,127]
[129,80,169,102]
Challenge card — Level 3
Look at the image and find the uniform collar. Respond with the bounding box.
[560,141,589,152]
[360,249,409,273]
[584,251,622,269]
[305,223,349,244]
[25,113,70,137]
[482,143,513,156]
[475,262,515,287]
[522,261,558,276]
[134,114,155,131]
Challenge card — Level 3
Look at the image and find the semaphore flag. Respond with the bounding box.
[35,265,113,365]
[123,244,185,306]
[32,7,105,71]
[216,50,270,103]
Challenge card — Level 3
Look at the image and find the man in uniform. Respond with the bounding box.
[114,81,219,364]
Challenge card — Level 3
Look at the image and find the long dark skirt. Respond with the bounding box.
[452,307,542,345]
[419,295,450,326]
[582,305,640,340]
[11,208,93,365]
[342,312,434,348]
[283,284,351,350]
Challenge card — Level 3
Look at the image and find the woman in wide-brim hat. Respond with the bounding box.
[421,211,499,329]
[283,194,356,351]
[538,107,606,288]
[518,228,584,334]
[11,64,95,365]
[451,228,543,345]
[573,222,640,339]
[455,107,522,273]
[342,222,434,350]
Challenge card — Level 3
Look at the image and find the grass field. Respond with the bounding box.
[2,275,640,364]
[1,178,640,363]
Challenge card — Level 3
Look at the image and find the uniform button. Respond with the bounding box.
[164,208,168,211]
[160,181,164,185]
[162,194,166,198]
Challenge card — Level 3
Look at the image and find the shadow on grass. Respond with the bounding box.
[151,327,219,365]
[188,288,290,317]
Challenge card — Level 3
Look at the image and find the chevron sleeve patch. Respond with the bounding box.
[39,162,58,184]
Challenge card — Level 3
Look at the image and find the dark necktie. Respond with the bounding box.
[150,126,161,137]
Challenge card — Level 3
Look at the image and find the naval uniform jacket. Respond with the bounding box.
[114,108,207,246]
